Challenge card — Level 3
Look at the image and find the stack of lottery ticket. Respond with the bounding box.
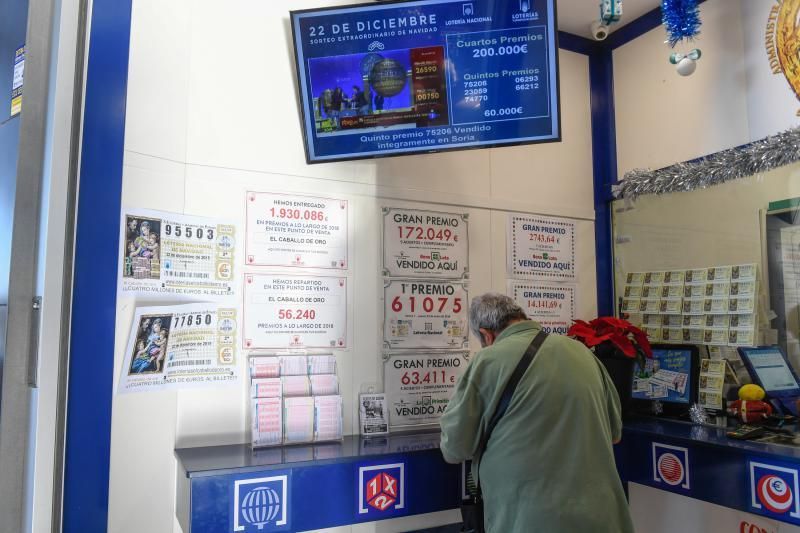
[310,374,339,396]
[282,375,311,397]
[250,356,280,378]
[251,397,282,447]
[309,355,336,375]
[281,355,309,376]
[314,396,343,442]
[284,397,315,444]
[698,359,726,410]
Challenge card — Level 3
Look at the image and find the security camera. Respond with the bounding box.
[590,20,609,41]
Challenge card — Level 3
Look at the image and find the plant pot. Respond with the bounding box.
[595,344,635,415]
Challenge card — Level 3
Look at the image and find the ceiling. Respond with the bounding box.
[557,0,661,39]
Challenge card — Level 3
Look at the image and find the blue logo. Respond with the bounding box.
[749,460,800,521]
[462,3,474,16]
[232,475,289,532]
[652,442,690,490]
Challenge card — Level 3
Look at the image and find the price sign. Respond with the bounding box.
[245,192,348,269]
[384,353,467,428]
[383,280,468,350]
[382,207,469,279]
[508,281,575,335]
[119,208,236,300]
[508,214,576,281]
[118,303,239,394]
[243,274,347,349]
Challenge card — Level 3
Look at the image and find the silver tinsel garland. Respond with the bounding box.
[614,127,800,200]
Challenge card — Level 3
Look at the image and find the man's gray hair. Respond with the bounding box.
[469,292,528,339]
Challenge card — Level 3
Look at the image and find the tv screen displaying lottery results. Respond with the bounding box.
[290,0,560,163]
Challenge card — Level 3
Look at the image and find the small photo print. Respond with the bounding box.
[123,215,162,279]
[129,314,172,375]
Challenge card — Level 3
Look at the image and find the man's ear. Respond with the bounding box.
[479,328,495,347]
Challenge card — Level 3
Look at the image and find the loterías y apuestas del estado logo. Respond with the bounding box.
[766,0,800,115]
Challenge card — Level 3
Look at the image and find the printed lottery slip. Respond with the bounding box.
[119,208,236,300]
[118,303,239,393]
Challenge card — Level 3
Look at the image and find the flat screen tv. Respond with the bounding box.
[290,0,561,163]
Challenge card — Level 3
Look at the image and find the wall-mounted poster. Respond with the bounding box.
[508,280,575,335]
[507,214,576,281]
[118,303,239,393]
[118,208,236,300]
[10,45,23,116]
[243,274,347,349]
[383,280,468,350]
[245,191,348,269]
[382,207,468,279]
[384,352,467,428]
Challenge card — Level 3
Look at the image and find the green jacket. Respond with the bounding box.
[440,321,634,533]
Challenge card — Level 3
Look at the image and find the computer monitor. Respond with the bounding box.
[630,345,699,416]
[738,346,800,401]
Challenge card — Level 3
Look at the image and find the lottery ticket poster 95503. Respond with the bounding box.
[118,303,239,394]
[118,208,237,300]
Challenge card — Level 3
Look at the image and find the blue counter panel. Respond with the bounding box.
[178,432,462,532]
[620,418,800,527]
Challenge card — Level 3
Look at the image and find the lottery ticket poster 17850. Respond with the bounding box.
[119,303,239,394]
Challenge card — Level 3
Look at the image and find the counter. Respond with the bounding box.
[175,429,461,533]
[176,418,800,532]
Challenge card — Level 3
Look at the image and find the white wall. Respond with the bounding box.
[109,1,598,532]
[613,0,750,177]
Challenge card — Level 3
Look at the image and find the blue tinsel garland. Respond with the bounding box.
[661,0,701,47]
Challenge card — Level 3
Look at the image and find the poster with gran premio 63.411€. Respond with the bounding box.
[383,280,468,350]
[290,0,560,163]
[243,274,347,349]
[507,213,576,281]
[382,207,469,279]
[245,191,348,269]
[384,352,468,428]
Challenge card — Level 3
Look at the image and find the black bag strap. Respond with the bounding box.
[474,329,548,493]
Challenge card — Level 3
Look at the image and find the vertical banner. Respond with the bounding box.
[10,45,23,116]
[383,352,467,428]
[507,213,576,281]
[245,192,348,269]
[243,274,347,349]
[382,207,469,279]
[383,280,468,350]
[507,280,575,335]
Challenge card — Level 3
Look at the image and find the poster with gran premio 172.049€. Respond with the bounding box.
[382,207,468,279]
[118,303,239,394]
[118,208,237,300]
[507,213,576,281]
[383,279,468,350]
[245,191,348,269]
[243,274,347,350]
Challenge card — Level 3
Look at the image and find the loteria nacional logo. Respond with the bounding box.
[749,460,800,521]
[652,442,690,490]
[513,0,540,22]
[357,462,406,519]
[231,474,290,532]
[766,1,800,115]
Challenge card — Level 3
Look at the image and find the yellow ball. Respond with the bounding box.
[739,384,766,401]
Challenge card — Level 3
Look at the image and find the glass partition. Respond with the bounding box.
[613,160,800,375]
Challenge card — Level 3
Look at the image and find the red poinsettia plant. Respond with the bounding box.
[567,316,653,362]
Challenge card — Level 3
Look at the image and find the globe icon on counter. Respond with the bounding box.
[240,486,281,528]
[369,59,407,97]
